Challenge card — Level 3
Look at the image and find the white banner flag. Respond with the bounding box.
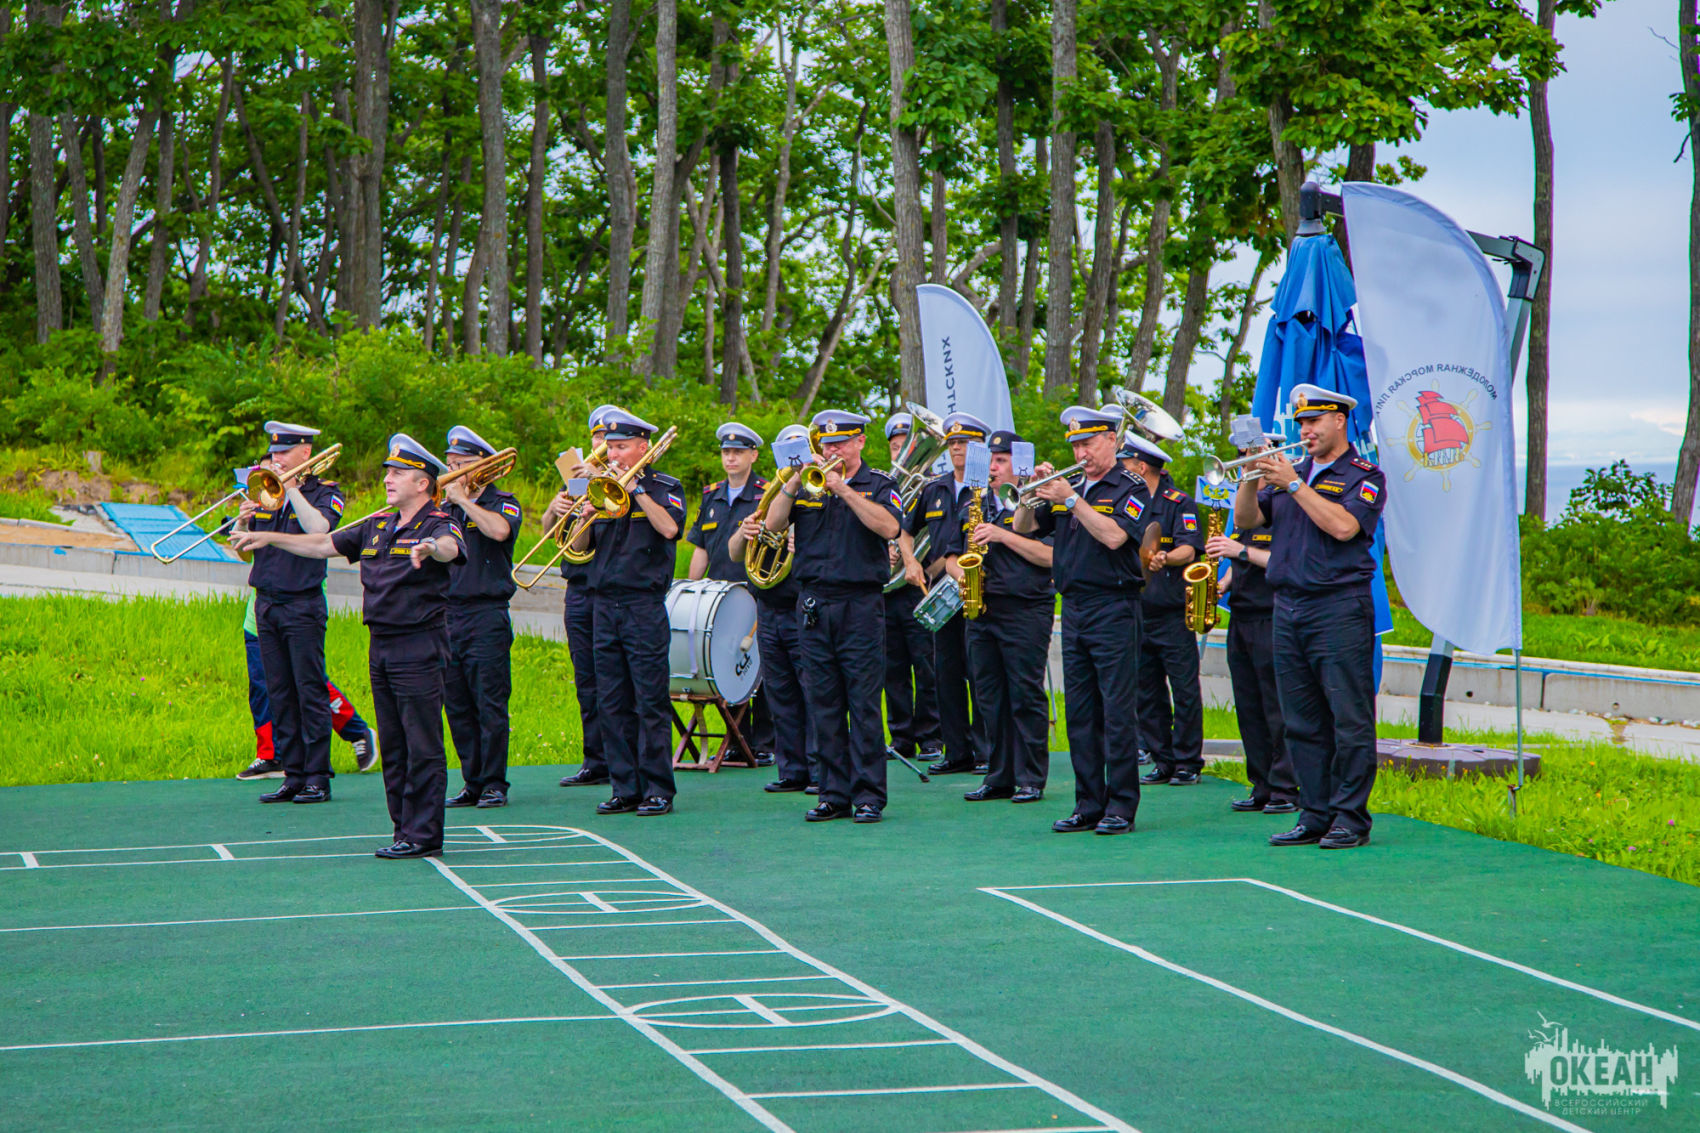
[916,283,1014,431]
[1341,183,1521,655]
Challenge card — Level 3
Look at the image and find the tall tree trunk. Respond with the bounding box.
[1042,0,1078,395]
[471,0,509,354]
[441,153,473,351]
[1674,0,1700,524]
[186,57,231,329]
[143,107,174,320]
[348,0,392,328]
[61,115,104,331]
[1259,0,1303,243]
[1219,249,1271,430]
[720,143,743,405]
[525,33,549,363]
[275,91,311,341]
[929,167,947,283]
[635,0,679,378]
[1332,140,1375,271]
[423,142,451,353]
[1076,119,1116,404]
[1526,0,1557,522]
[0,9,11,261]
[761,17,809,350]
[885,0,925,403]
[1014,135,1045,380]
[98,109,160,364]
[1159,240,1211,421]
[604,0,634,355]
[26,2,64,341]
[463,236,484,354]
[1125,34,1177,391]
[991,0,1017,364]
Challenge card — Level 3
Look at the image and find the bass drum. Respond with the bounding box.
[665,579,762,705]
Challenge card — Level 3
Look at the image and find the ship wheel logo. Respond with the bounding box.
[1399,387,1486,490]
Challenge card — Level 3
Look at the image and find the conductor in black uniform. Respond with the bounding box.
[763,410,903,823]
[908,411,992,776]
[1208,433,1299,815]
[551,405,613,788]
[234,433,467,859]
[567,408,686,817]
[881,413,943,766]
[1016,407,1146,835]
[1121,432,1207,787]
[441,425,522,810]
[1236,385,1388,849]
[239,421,345,805]
[962,430,1053,804]
[686,421,775,765]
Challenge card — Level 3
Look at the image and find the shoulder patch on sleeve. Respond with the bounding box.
[500,501,521,519]
[666,492,684,510]
[1359,481,1380,504]
[1124,495,1144,520]
[889,488,903,509]
[1182,512,1198,532]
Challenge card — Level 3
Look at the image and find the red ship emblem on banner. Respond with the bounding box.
[1399,385,1486,491]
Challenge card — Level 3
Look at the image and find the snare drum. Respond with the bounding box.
[665,580,762,704]
[912,578,964,633]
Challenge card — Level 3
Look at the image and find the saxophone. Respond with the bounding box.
[957,487,987,620]
[1183,509,1224,634]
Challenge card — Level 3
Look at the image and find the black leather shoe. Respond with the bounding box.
[805,803,851,822]
[1139,768,1173,785]
[765,778,810,793]
[1094,815,1133,835]
[971,763,989,775]
[476,788,508,809]
[559,767,609,787]
[1137,749,1153,765]
[292,784,330,804]
[375,841,441,859]
[753,752,776,767]
[1052,813,1096,833]
[964,785,1014,801]
[927,758,976,775]
[1269,824,1326,846]
[1320,826,1370,849]
[1230,796,1270,812]
[446,787,480,808]
[596,795,641,815]
[1168,769,1200,786]
[636,796,673,816]
[258,784,301,804]
[852,805,882,823]
[1011,786,1044,803]
[1262,799,1298,815]
[804,784,820,796]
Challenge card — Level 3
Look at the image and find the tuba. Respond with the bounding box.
[1106,386,1186,445]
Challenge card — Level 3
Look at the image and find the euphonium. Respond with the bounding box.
[744,465,803,589]
[1183,509,1224,634]
[957,486,987,620]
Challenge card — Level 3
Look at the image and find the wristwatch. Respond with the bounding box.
[1063,494,1079,511]
[1237,548,1250,564]
[1286,478,1303,494]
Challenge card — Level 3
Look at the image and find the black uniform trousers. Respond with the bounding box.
[967,597,1052,791]
[798,589,887,810]
[256,591,333,789]
[934,610,989,766]
[369,631,449,849]
[564,585,606,776]
[592,592,678,802]
[1137,606,1205,774]
[444,603,513,794]
[1060,591,1142,823]
[1273,588,1377,835]
[882,586,941,757]
[1225,612,1298,804]
[756,600,811,785]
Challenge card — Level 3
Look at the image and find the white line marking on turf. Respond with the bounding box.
[984,888,1589,1133]
[475,826,506,844]
[1000,878,1700,1037]
[430,828,1140,1133]
[210,844,234,861]
[557,950,784,961]
[0,906,478,934]
[687,1039,956,1055]
[733,995,793,1026]
[19,852,39,868]
[0,826,590,857]
[749,1083,1032,1099]
[527,918,735,932]
[601,975,838,991]
[0,1014,615,1053]
[576,890,621,913]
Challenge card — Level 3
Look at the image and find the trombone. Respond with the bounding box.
[149,443,342,564]
[512,442,611,589]
[557,426,679,566]
[332,446,519,536]
[1204,440,1308,487]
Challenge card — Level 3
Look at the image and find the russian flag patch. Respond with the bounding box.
[1359,482,1379,504]
[1124,495,1143,520]
[666,493,683,510]
[889,489,903,509]
[330,494,345,512]
[500,501,521,518]
[1182,513,1197,532]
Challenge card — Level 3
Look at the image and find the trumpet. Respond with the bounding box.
[149,444,342,563]
[558,426,679,565]
[1204,440,1308,487]
[797,456,845,496]
[512,442,611,589]
[1013,461,1087,509]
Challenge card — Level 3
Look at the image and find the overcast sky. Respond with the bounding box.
[1230,0,1688,471]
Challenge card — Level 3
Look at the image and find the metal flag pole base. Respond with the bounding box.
[1508,648,1526,818]
[887,746,931,783]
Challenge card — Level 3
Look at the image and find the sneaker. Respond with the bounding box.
[350,735,377,772]
[237,758,284,780]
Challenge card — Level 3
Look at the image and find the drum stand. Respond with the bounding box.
[671,693,759,773]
